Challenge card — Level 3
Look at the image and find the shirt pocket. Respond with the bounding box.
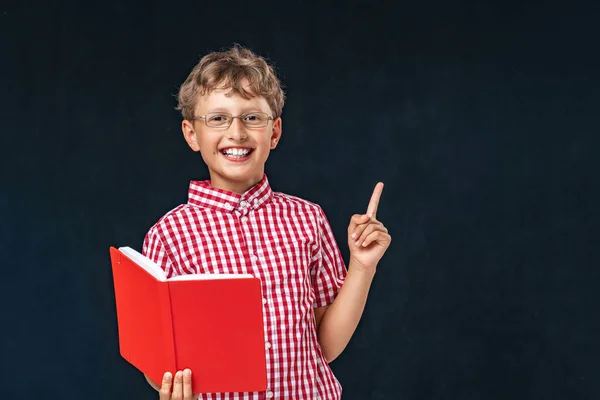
[271,243,314,306]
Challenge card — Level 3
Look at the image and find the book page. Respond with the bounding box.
[169,273,253,281]
[119,247,168,281]
[118,247,253,281]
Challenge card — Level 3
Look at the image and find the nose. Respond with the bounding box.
[227,117,248,141]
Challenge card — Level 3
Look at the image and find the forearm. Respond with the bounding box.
[317,260,375,362]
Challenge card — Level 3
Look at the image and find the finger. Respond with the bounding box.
[355,223,387,247]
[362,230,392,248]
[349,214,373,241]
[366,182,384,218]
[183,369,193,400]
[348,214,370,237]
[351,218,383,243]
[172,371,183,399]
[159,372,173,400]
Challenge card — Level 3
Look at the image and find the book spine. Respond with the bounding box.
[160,281,177,373]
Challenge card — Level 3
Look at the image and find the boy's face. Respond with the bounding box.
[182,84,282,194]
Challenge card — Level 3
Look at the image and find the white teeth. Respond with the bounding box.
[222,148,251,158]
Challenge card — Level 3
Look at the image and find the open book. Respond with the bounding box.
[109,246,267,394]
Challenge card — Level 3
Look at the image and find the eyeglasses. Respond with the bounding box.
[193,112,274,128]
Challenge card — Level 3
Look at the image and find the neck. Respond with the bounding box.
[209,174,263,195]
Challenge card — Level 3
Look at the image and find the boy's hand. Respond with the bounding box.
[159,370,198,400]
[348,182,391,273]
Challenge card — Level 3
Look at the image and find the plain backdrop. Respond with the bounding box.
[0,0,598,399]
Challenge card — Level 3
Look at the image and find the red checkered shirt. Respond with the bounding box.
[142,175,347,399]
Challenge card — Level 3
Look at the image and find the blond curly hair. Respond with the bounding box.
[176,45,285,121]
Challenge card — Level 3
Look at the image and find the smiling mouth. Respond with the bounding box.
[220,148,254,160]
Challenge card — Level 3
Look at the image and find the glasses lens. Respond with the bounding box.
[242,112,269,127]
[206,113,232,128]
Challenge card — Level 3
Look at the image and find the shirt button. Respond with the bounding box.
[265,341,271,349]
[266,390,273,398]
[225,203,233,210]
[250,254,258,262]
[241,216,248,222]
[240,200,248,207]
[262,297,267,305]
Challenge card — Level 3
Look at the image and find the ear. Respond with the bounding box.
[270,117,282,149]
[182,119,200,152]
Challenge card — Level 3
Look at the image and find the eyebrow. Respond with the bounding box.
[206,108,266,114]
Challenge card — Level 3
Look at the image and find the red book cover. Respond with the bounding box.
[109,246,267,394]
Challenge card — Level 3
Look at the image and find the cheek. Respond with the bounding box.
[260,149,271,162]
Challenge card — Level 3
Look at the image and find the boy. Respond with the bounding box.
[142,45,391,400]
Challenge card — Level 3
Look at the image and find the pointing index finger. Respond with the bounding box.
[366,182,384,218]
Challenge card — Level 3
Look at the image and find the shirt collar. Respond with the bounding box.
[187,175,273,214]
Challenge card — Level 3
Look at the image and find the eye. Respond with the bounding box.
[243,113,262,122]
[209,114,229,122]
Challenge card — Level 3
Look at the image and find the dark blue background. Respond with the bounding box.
[1,0,598,398]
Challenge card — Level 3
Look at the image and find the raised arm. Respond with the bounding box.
[316,182,391,362]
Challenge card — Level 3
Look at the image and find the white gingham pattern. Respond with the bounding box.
[143,175,347,399]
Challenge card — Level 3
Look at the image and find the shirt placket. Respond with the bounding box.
[235,200,276,400]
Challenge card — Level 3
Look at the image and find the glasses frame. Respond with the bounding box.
[193,112,275,129]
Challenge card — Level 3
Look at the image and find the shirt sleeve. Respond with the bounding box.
[142,226,175,279]
[311,206,347,308]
